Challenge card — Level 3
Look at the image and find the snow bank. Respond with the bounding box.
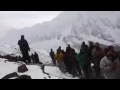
[30,49,52,64]
[0,43,52,64]
[45,66,79,79]
[0,58,18,79]
[0,58,78,79]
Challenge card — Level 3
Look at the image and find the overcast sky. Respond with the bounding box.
[0,11,62,38]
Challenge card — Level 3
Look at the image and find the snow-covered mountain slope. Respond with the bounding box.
[1,11,120,50]
[0,58,78,79]
[0,43,52,64]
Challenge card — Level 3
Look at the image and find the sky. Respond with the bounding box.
[0,11,62,38]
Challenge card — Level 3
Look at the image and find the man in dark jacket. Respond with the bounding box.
[92,42,105,77]
[70,49,82,77]
[61,50,68,72]
[34,52,39,63]
[58,46,62,52]
[88,42,95,57]
[79,47,90,79]
[18,35,31,64]
[81,42,88,51]
[31,53,34,63]
[50,49,56,65]
[66,44,71,54]
[88,42,95,71]
[63,51,70,72]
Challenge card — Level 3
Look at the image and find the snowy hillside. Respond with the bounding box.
[0,43,52,64]
[0,43,79,79]
[1,11,120,50]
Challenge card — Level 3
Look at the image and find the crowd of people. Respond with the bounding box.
[5,35,119,79]
[50,42,120,79]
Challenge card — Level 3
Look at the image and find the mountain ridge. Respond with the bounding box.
[1,11,120,50]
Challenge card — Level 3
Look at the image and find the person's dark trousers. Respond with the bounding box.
[36,59,39,63]
[31,57,34,63]
[63,59,70,73]
[94,67,100,77]
[93,60,101,77]
[88,60,92,72]
[71,63,82,77]
[82,65,89,79]
[22,51,31,64]
[71,65,76,77]
[63,59,69,72]
[51,57,56,65]
[34,58,39,63]
[27,55,31,63]
[22,55,27,64]
[75,63,82,75]
[68,62,72,74]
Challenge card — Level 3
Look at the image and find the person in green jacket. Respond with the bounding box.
[76,48,89,79]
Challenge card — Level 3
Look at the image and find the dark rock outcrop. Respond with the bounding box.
[2,72,19,79]
[18,64,28,73]
[15,75,32,79]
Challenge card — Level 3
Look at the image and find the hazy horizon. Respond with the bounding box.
[0,11,62,38]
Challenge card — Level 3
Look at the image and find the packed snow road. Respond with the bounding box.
[0,58,79,79]
[0,58,104,79]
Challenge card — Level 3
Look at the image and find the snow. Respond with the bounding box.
[0,44,18,56]
[0,58,18,79]
[30,36,63,50]
[0,58,78,79]
[45,66,78,79]
[0,11,120,79]
[18,65,48,79]
[30,36,68,54]
[1,11,120,52]
[0,11,120,47]
[0,43,52,64]
[30,49,52,64]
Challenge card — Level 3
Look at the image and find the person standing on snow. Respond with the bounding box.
[61,50,66,68]
[70,49,82,77]
[63,50,70,73]
[54,49,66,73]
[18,35,31,64]
[34,52,39,63]
[50,49,56,65]
[76,48,89,79]
[31,53,34,63]
[100,48,120,79]
[65,44,72,73]
[88,41,95,71]
[92,42,104,77]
